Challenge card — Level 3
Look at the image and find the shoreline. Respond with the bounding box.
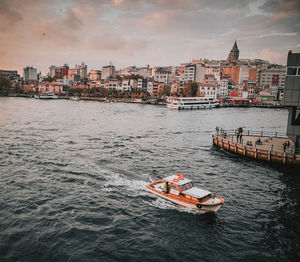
[2,94,285,108]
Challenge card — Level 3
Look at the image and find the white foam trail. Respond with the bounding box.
[102,172,149,197]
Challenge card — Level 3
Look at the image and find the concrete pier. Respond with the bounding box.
[213,133,300,166]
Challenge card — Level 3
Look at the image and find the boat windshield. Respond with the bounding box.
[181,182,194,191]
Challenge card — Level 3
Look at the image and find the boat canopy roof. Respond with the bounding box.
[164,175,192,186]
[184,187,211,199]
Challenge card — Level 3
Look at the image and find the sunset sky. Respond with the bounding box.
[0,0,299,75]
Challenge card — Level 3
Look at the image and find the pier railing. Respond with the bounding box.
[215,129,287,138]
[214,129,295,154]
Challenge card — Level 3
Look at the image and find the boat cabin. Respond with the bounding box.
[163,175,212,201]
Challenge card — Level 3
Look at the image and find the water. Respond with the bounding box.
[0,97,299,262]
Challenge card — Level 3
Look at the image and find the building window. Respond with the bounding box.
[287,67,297,75]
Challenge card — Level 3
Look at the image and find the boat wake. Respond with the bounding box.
[102,172,149,197]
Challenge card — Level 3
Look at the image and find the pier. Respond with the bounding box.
[213,130,300,166]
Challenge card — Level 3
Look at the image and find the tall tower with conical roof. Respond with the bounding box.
[226,41,239,64]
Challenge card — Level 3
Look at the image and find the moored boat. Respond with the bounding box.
[70,97,80,101]
[167,97,219,110]
[38,92,58,99]
[147,173,224,213]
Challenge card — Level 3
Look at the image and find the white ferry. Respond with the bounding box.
[167,97,219,110]
[38,92,58,99]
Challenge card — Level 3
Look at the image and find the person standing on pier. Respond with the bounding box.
[238,127,243,143]
[236,129,240,143]
[283,141,287,152]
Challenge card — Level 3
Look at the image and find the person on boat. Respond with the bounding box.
[163,182,170,193]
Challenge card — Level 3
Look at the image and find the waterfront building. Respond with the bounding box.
[218,79,229,97]
[283,51,300,153]
[183,64,196,82]
[38,82,64,94]
[122,79,131,91]
[257,65,286,89]
[101,65,115,80]
[198,83,217,99]
[0,70,20,80]
[23,66,37,81]
[104,79,121,90]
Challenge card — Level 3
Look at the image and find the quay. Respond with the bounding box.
[213,130,300,166]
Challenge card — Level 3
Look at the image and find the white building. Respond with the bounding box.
[122,79,131,91]
[23,66,37,81]
[183,64,196,82]
[104,79,120,90]
[198,83,217,99]
[218,79,229,97]
[38,82,64,94]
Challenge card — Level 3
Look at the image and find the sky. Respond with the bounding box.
[0,0,299,75]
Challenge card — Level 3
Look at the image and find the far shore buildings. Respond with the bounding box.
[1,41,288,103]
[23,66,37,81]
[37,82,64,94]
[0,70,20,80]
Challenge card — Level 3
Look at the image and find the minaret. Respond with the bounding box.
[226,41,239,64]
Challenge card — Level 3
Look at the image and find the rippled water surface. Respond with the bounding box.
[0,97,299,261]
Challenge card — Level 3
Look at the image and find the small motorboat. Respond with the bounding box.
[146,173,224,213]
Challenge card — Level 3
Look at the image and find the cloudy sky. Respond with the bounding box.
[0,0,299,75]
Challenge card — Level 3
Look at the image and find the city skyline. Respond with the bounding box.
[0,0,299,74]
